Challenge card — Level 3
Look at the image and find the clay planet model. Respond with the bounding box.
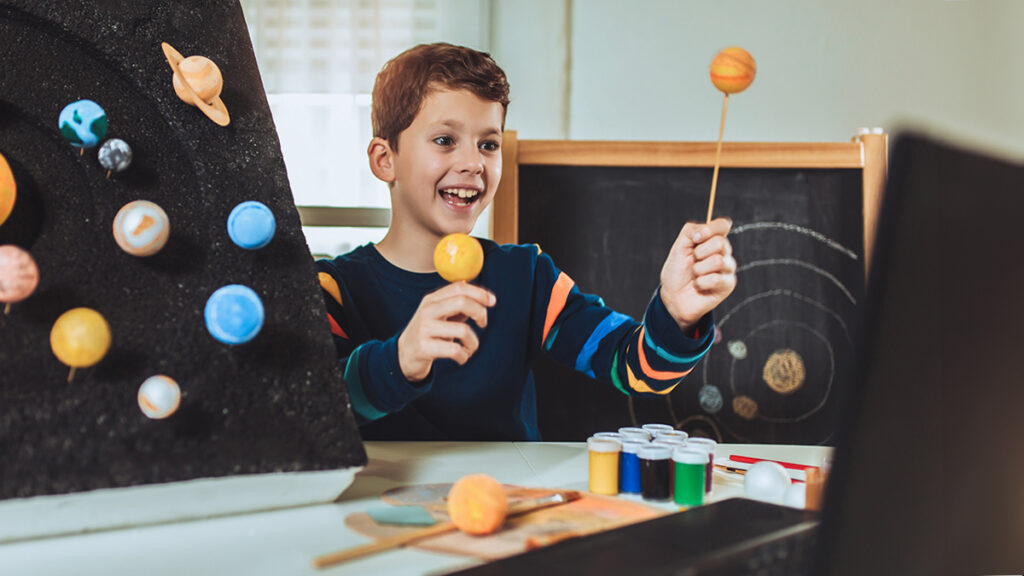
[58,99,108,148]
[162,42,230,126]
[98,138,133,174]
[138,375,182,419]
[0,152,15,227]
[113,200,170,257]
[204,284,264,345]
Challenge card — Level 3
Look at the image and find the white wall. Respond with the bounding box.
[495,0,1024,156]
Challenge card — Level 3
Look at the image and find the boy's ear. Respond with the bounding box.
[367,137,396,184]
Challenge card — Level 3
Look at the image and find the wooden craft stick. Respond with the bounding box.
[312,490,581,569]
[706,93,730,223]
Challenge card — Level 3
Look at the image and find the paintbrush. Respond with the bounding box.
[312,489,582,569]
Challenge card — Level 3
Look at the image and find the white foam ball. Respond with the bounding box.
[783,482,806,509]
[744,461,790,504]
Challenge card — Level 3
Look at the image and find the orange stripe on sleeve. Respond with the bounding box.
[542,272,575,344]
[626,362,681,395]
[318,272,343,306]
[327,313,348,339]
[637,326,693,380]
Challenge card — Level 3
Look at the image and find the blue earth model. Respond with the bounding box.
[98,138,133,172]
[227,200,276,250]
[204,284,264,345]
[58,99,108,148]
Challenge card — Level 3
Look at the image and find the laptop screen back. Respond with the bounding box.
[821,133,1024,575]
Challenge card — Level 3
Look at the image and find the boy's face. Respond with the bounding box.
[384,88,503,240]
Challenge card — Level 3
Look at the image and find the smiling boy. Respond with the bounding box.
[315,43,737,440]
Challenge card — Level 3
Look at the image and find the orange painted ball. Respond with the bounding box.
[433,233,484,283]
[447,474,508,535]
[709,47,756,94]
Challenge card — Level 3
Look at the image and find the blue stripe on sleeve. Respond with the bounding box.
[576,311,632,378]
[344,344,388,421]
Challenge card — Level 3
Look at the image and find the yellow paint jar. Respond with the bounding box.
[587,436,621,495]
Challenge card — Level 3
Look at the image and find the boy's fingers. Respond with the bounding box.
[676,218,732,250]
[429,321,480,352]
[693,254,737,276]
[694,236,726,260]
[429,295,489,328]
[443,281,497,307]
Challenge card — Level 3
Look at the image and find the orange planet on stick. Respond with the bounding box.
[709,47,756,94]
[434,233,484,283]
[447,473,508,535]
[0,152,16,227]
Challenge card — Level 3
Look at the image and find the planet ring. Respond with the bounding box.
[161,42,230,127]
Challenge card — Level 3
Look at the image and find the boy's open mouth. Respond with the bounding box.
[439,187,481,208]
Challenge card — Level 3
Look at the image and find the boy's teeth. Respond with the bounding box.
[444,188,479,199]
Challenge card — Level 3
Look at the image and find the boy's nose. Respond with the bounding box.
[456,147,484,175]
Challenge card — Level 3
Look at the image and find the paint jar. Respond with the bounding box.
[619,440,644,494]
[641,423,674,436]
[593,432,622,440]
[652,429,688,442]
[638,444,672,501]
[587,436,621,495]
[686,438,717,494]
[672,448,707,508]
[618,426,652,441]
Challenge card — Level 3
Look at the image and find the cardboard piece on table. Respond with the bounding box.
[345,484,665,561]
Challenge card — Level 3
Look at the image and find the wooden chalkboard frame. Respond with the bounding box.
[493,131,888,276]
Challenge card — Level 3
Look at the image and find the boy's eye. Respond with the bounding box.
[433,136,454,146]
[480,140,500,152]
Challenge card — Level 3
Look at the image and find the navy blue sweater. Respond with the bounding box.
[315,240,714,440]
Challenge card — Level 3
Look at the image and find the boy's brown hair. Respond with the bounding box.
[371,43,510,150]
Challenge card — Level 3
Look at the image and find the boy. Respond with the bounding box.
[315,43,737,440]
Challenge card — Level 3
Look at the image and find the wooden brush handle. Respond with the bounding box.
[312,521,457,568]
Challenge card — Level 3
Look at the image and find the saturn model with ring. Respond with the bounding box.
[162,42,230,126]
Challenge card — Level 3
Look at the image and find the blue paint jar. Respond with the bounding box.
[619,440,644,494]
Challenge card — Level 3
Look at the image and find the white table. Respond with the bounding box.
[0,442,831,576]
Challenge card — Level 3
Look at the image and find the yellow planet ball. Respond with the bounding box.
[434,233,484,283]
[50,308,112,368]
[709,47,756,94]
[0,152,16,227]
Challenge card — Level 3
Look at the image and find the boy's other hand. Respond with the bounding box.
[398,282,497,382]
[659,218,737,332]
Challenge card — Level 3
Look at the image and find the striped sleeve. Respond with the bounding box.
[533,249,714,398]
[315,262,433,425]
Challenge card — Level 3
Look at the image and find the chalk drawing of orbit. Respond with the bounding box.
[667,221,857,443]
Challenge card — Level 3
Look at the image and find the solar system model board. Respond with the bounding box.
[0,0,366,541]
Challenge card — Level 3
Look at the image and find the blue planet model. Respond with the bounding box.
[204,284,264,345]
[227,201,276,250]
[58,99,108,148]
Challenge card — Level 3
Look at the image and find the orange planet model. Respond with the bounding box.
[162,42,230,126]
[0,152,16,227]
[433,233,484,283]
[447,474,508,535]
[709,47,756,94]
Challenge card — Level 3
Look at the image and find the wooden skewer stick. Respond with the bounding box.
[312,490,581,569]
[4,303,10,315]
[706,93,730,224]
[67,367,76,383]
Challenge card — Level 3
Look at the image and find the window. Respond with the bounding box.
[239,0,491,258]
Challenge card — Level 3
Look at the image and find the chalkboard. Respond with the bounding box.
[495,135,887,444]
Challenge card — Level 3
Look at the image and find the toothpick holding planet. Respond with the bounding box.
[706,47,756,223]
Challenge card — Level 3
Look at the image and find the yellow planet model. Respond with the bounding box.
[434,233,484,283]
[50,307,112,370]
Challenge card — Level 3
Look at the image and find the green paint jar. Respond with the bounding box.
[673,448,707,508]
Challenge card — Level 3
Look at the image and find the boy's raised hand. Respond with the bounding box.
[398,282,496,382]
[659,218,737,332]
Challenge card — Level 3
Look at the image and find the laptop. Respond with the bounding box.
[450,133,1024,575]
